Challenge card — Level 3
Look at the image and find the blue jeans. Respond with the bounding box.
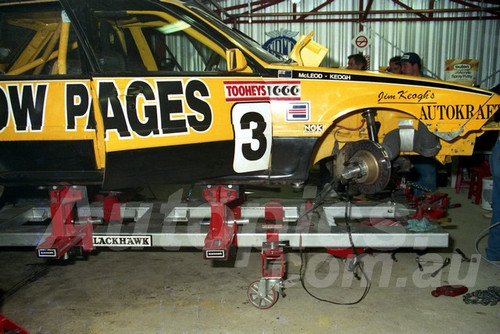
[411,156,437,196]
[486,137,500,261]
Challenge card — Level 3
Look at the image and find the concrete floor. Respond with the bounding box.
[0,185,499,333]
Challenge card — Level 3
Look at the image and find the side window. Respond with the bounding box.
[163,30,227,72]
[89,10,227,73]
[0,8,83,76]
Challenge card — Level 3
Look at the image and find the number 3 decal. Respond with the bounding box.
[232,102,272,173]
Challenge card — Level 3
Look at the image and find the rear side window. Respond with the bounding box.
[0,18,34,73]
[0,4,83,76]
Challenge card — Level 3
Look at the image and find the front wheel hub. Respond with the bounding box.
[335,140,391,194]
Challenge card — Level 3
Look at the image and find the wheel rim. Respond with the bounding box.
[247,280,278,309]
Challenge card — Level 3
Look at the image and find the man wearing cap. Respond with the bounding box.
[400,52,427,77]
[400,52,437,194]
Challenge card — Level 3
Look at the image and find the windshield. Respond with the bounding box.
[188,5,284,64]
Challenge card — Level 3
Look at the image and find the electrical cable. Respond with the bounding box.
[335,118,366,131]
[296,180,371,305]
[474,221,500,268]
[299,243,371,305]
[294,181,338,230]
[333,119,366,144]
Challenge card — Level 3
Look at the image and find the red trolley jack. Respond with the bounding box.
[37,186,93,259]
[247,201,288,309]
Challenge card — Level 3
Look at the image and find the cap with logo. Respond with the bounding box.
[401,52,421,67]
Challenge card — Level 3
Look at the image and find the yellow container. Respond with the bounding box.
[289,31,329,67]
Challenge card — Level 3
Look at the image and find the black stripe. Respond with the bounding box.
[291,70,492,96]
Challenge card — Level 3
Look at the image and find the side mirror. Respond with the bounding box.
[226,48,247,72]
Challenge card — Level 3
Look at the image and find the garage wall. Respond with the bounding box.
[218,0,500,90]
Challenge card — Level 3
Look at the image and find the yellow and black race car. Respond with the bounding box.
[1,0,499,194]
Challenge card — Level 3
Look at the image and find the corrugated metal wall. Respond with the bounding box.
[217,0,500,89]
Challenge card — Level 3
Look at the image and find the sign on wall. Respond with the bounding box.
[445,59,479,86]
[262,29,299,57]
[352,32,370,52]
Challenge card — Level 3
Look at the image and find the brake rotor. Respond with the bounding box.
[335,140,391,194]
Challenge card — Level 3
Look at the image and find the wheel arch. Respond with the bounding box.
[310,106,420,166]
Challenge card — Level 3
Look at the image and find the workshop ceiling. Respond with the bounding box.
[200,0,500,24]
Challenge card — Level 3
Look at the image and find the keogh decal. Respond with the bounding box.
[293,71,352,81]
[378,90,436,104]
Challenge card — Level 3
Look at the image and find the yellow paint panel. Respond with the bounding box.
[0,79,95,141]
[93,77,270,153]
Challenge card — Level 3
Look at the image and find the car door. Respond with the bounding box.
[63,0,272,189]
[0,1,103,186]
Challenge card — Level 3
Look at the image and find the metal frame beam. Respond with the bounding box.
[207,0,500,24]
[0,201,448,249]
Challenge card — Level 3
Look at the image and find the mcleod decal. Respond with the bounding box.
[98,79,213,139]
[293,71,352,81]
[296,72,325,79]
[93,235,152,247]
[420,104,500,121]
[224,80,300,102]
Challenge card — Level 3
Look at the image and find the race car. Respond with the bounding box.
[1,0,499,195]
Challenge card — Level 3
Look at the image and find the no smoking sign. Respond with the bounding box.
[352,32,370,51]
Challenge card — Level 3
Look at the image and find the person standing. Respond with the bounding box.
[387,56,402,74]
[486,83,500,262]
[400,52,437,194]
[401,52,427,77]
[486,135,500,261]
[347,53,367,70]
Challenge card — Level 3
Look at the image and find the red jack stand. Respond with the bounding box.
[37,186,93,259]
[103,192,122,222]
[247,201,287,309]
[261,201,285,279]
[0,314,28,334]
[202,185,240,260]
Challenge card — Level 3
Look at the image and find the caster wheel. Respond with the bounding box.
[247,279,278,309]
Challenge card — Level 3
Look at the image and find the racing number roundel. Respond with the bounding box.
[232,102,272,173]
